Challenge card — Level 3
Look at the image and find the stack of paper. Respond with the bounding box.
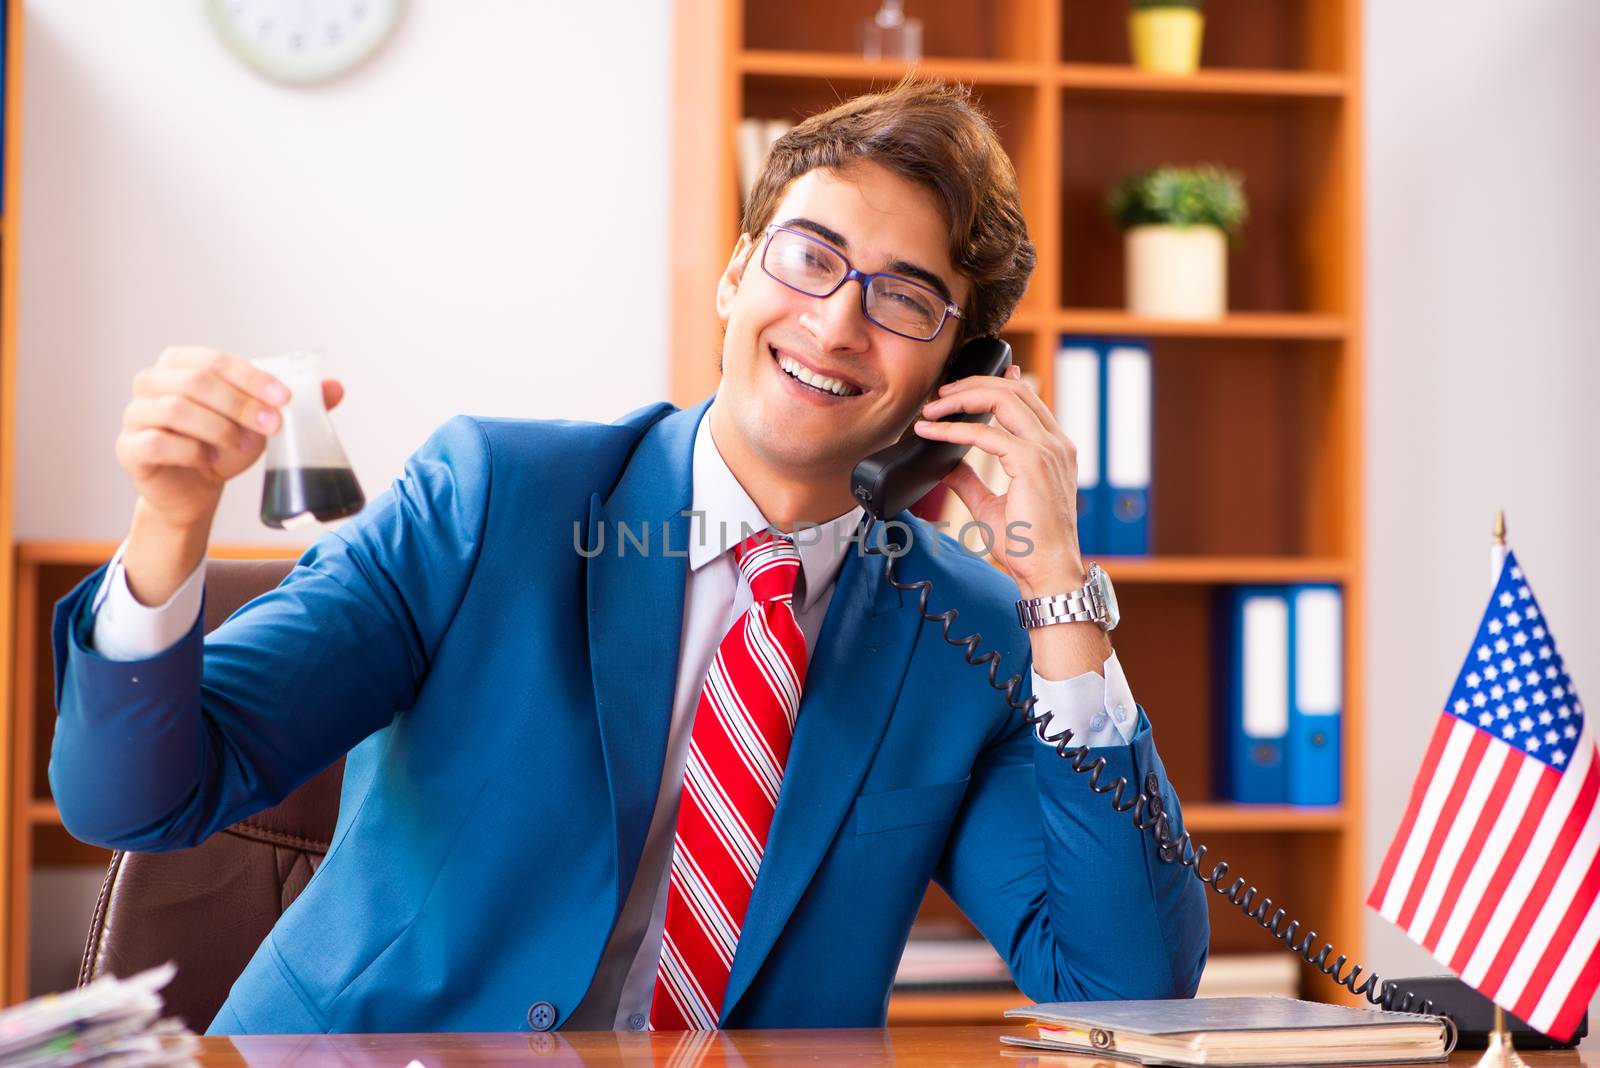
[0,963,196,1067]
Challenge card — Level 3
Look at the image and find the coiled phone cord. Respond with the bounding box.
[861,526,1438,1018]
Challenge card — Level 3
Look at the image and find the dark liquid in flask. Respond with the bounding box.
[261,467,366,529]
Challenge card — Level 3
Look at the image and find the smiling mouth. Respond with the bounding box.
[771,346,864,398]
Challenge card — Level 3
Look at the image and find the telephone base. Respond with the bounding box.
[1390,975,1585,1050]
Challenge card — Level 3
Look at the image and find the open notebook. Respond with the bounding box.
[1002,997,1458,1066]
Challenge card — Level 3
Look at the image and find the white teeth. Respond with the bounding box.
[776,352,858,397]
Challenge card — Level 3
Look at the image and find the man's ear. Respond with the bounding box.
[715,233,757,323]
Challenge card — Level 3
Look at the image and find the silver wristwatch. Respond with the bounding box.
[1016,563,1120,632]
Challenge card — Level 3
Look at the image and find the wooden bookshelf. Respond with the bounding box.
[672,0,1365,1021]
[0,0,22,1006]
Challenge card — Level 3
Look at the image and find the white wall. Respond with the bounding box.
[16,0,673,546]
[1366,0,1600,1034]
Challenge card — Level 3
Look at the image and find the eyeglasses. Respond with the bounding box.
[758,225,963,342]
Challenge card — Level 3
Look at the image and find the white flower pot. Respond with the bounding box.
[1124,224,1227,319]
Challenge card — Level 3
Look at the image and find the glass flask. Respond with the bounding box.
[252,351,365,529]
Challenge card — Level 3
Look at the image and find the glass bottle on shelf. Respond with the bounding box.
[862,0,922,63]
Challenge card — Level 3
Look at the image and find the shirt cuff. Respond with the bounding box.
[90,541,206,662]
[1029,651,1139,748]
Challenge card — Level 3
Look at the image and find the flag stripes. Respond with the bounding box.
[1369,551,1599,1042]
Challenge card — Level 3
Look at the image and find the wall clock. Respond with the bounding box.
[207,0,405,85]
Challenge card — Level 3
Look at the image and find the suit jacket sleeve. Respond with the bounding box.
[48,415,494,852]
[933,674,1211,1002]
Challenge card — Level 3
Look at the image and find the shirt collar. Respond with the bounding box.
[689,409,864,614]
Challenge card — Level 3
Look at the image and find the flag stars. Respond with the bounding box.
[1507,610,1523,627]
[1554,686,1567,700]
[1473,692,1488,708]
[1513,631,1529,647]
[1520,715,1535,732]
[1526,670,1541,687]
[1515,699,1530,715]
[1502,657,1517,672]
[1496,639,1510,654]
[1546,729,1560,744]
[1502,724,1518,740]
[1507,677,1523,694]
[1558,705,1572,720]
[1565,724,1578,739]
[1467,672,1483,688]
[1478,645,1493,661]
[1546,666,1560,680]
[1491,684,1506,700]
[1489,619,1504,635]
[1520,651,1535,667]
[1485,665,1501,681]
[1500,592,1515,607]
[1518,585,1531,600]
[1528,608,1541,622]
[1540,645,1553,660]
[1534,690,1549,706]
[1454,698,1470,714]
[1554,751,1568,766]
[1512,566,1523,579]
[1539,709,1554,724]
[1497,704,1512,719]
[1527,735,1542,752]
[1479,712,1495,727]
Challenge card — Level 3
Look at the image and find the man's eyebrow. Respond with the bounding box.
[779,216,956,305]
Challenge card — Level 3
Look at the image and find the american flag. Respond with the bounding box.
[1369,550,1597,1040]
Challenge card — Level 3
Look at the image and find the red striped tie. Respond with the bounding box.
[650,530,807,1030]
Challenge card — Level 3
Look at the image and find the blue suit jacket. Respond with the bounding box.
[50,400,1207,1034]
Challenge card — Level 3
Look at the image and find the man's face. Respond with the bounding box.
[714,162,970,481]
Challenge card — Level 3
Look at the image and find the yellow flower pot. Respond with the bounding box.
[1129,8,1205,76]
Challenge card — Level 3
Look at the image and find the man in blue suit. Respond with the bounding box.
[50,80,1207,1033]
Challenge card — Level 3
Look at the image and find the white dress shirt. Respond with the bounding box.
[89,406,1140,1029]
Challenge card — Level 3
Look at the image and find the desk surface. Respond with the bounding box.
[193,1028,1589,1067]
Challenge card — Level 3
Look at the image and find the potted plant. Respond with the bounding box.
[1129,0,1205,76]
[1108,164,1247,320]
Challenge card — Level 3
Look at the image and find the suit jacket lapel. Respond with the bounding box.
[721,522,921,1019]
[586,399,709,912]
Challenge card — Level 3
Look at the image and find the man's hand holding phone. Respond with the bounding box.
[115,346,343,606]
[912,364,1113,679]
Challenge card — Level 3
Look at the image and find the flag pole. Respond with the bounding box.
[1477,509,1527,1068]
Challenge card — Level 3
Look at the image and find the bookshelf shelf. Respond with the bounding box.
[1106,557,1349,585]
[1054,310,1347,341]
[738,50,1045,87]
[1056,64,1346,100]
[1182,804,1346,833]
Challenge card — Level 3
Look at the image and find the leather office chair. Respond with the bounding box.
[77,558,346,1033]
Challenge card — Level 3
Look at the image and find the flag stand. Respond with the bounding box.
[1476,1006,1527,1068]
[1475,512,1526,1068]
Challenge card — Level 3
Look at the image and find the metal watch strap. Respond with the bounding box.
[1016,586,1099,629]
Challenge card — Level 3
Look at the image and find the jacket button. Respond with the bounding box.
[1144,771,1160,795]
[527,1000,557,1031]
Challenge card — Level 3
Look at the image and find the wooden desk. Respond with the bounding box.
[188,1028,1588,1067]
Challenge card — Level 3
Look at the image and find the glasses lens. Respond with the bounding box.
[867,276,945,340]
[765,230,843,296]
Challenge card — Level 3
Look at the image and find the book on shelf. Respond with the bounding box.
[736,117,792,206]
[893,941,1299,1000]
[1217,585,1344,805]
[1053,336,1151,557]
[1002,997,1457,1066]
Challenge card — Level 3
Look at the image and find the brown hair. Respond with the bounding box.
[741,78,1035,343]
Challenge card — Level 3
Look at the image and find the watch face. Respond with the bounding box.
[1093,565,1120,631]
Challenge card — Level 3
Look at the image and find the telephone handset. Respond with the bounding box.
[844,334,1437,1018]
[849,335,1012,520]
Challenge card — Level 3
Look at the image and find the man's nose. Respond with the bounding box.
[802,278,872,353]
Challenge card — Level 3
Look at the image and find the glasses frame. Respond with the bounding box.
[758,224,964,343]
